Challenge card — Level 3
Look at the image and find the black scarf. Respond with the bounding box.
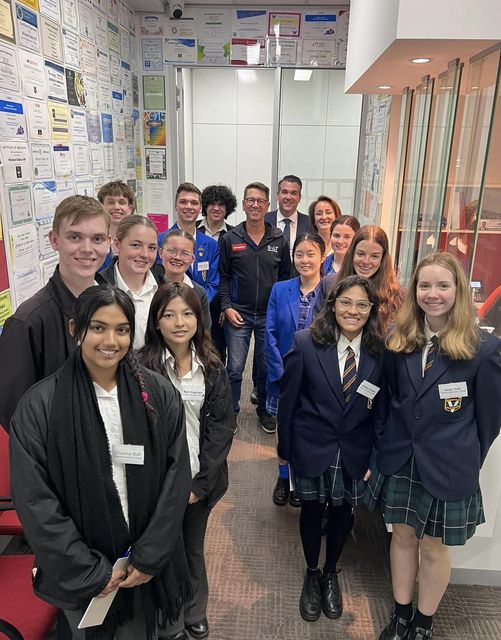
[47,350,192,639]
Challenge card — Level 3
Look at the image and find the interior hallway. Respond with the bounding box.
[203,362,501,640]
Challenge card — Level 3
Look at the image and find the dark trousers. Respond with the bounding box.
[210,298,226,363]
[161,500,211,635]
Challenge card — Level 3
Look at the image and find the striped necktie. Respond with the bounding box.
[282,218,291,246]
[343,346,357,403]
[424,335,439,377]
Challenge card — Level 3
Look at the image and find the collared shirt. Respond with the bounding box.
[164,346,205,479]
[93,383,129,525]
[422,321,440,376]
[114,265,158,350]
[298,285,319,330]
[337,331,362,378]
[198,219,229,241]
[277,210,298,256]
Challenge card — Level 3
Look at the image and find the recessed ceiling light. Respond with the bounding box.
[410,57,432,64]
[378,85,392,90]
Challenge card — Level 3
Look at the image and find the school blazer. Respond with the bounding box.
[265,277,314,396]
[278,329,385,479]
[377,332,501,501]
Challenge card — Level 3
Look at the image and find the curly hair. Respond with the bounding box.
[201,185,237,217]
[310,275,383,354]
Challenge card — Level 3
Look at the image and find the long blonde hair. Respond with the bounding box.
[388,252,479,359]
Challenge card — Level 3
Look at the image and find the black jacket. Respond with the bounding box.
[9,366,190,609]
[0,267,106,431]
[192,365,235,507]
[218,221,291,315]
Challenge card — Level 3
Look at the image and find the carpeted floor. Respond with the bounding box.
[203,361,501,640]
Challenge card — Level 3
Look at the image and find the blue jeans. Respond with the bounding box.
[225,311,267,415]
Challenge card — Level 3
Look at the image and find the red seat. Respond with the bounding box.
[0,428,23,536]
[0,555,56,639]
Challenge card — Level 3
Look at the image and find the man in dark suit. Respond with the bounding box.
[265,175,313,255]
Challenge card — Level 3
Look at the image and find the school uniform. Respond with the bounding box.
[368,329,501,546]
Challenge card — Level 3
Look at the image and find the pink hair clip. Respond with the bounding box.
[141,391,149,404]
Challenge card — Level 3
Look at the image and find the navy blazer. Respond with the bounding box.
[278,329,385,479]
[265,210,313,236]
[265,277,314,396]
[377,332,501,501]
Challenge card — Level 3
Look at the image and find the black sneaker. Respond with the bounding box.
[272,477,289,505]
[259,413,276,434]
[250,387,258,404]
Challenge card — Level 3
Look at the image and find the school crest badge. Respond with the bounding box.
[444,397,462,413]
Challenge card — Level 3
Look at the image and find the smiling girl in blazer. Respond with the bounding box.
[370,253,501,640]
[278,275,385,623]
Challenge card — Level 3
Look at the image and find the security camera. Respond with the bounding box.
[169,0,184,19]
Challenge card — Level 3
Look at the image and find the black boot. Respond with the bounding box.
[320,570,343,619]
[299,570,321,622]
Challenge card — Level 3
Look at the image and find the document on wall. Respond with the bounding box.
[142,75,165,110]
[18,49,46,99]
[62,27,80,67]
[70,107,87,142]
[301,39,335,66]
[75,178,94,196]
[111,89,123,114]
[0,42,20,92]
[197,39,229,66]
[163,38,197,64]
[336,9,349,42]
[32,180,57,219]
[31,142,53,178]
[48,101,70,141]
[101,112,113,142]
[12,265,42,305]
[25,98,50,140]
[80,37,96,74]
[79,1,94,40]
[6,183,33,226]
[61,0,78,31]
[65,68,86,106]
[103,143,113,171]
[165,7,196,38]
[141,37,162,71]
[45,60,67,102]
[1,142,31,182]
[107,0,118,23]
[84,75,97,109]
[114,142,126,175]
[109,51,120,88]
[196,8,230,39]
[97,82,111,111]
[94,9,107,49]
[15,3,41,53]
[41,16,63,61]
[73,143,90,175]
[230,38,265,66]
[107,20,119,55]
[96,47,110,82]
[37,218,55,258]
[56,178,75,202]
[145,147,166,179]
[8,223,38,270]
[268,12,301,38]
[39,0,60,22]
[268,39,297,66]
[0,0,15,44]
[53,143,73,177]
[40,254,58,285]
[90,142,103,173]
[302,11,337,39]
[231,9,267,38]
[120,27,129,61]
[112,114,124,142]
[140,14,162,36]
[86,111,101,142]
[0,98,26,141]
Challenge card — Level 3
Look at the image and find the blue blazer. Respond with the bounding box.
[265,210,313,236]
[158,224,220,303]
[377,332,501,501]
[278,329,385,479]
[265,277,314,397]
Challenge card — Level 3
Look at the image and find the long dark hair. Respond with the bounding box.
[141,282,221,377]
[310,275,383,354]
[72,284,156,413]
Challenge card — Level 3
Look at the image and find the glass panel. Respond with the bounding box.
[415,60,462,263]
[278,69,362,216]
[396,76,434,285]
[441,47,501,277]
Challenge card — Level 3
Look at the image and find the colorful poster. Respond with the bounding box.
[65,68,86,106]
[197,39,230,66]
[0,291,13,330]
[101,111,113,142]
[143,111,166,146]
[268,12,301,37]
[0,0,15,44]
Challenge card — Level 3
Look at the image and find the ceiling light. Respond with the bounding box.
[294,69,313,82]
[410,57,432,64]
[377,85,392,90]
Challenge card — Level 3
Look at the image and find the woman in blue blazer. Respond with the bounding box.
[266,232,325,507]
[371,253,501,640]
[278,275,385,623]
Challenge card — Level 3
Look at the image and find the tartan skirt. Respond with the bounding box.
[295,450,368,506]
[366,456,485,546]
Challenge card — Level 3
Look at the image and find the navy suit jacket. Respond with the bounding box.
[265,210,313,236]
[278,330,385,479]
[377,332,501,501]
[265,277,314,396]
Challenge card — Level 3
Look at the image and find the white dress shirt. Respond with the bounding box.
[277,210,298,255]
[336,331,362,378]
[198,220,229,241]
[114,265,158,350]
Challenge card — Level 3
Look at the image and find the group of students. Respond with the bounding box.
[0,177,500,640]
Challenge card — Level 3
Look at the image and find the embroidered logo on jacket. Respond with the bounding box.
[444,398,462,413]
[267,244,278,253]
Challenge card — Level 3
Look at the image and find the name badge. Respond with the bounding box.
[197,260,209,272]
[112,444,144,465]
[181,387,205,402]
[438,382,468,399]
[356,380,380,400]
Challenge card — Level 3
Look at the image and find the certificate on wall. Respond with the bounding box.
[56,178,75,203]
[8,223,38,270]
[25,97,50,140]
[48,101,70,141]
[32,180,57,219]
[112,114,124,141]
[141,37,162,71]
[53,143,73,176]
[268,39,297,66]
[94,9,107,49]
[0,0,15,44]
[70,107,87,141]
[0,42,20,92]
[39,0,60,22]
[73,143,90,175]
[80,37,95,74]
[232,9,266,38]
[163,38,196,64]
[101,112,113,142]
[96,47,109,81]
[140,14,162,36]
[143,75,165,110]
[107,20,119,55]
[41,15,62,61]
[197,8,230,39]
[0,100,27,140]
[31,142,53,178]
[13,265,42,305]
[90,143,103,173]
[19,49,46,99]
[302,11,337,39]
[6,183,33,226]
[15,3,41,53]
[62,27,80,67]
[61,0,78,31]
[37,219,55,258]
[111,89,123,114]
[301,39,335,66]
[84,75,97,109]
[197,39,230,65]
[0,142,31,182]
[268,12,300,37]
[120,27,129,61]
[230,38,265,66]
[79,1,94,40]
[97,81,111,111]
[86,110,101,142]
[103,143,113,171]
[45,59,67,102]
[75,178,94,195]
[109,51,120,87]
[145,147,166,179]
[107,0,118,22]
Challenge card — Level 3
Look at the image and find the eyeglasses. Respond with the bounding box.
[336,298,373,313]
[244,197,268,207]
[162,248,193,261]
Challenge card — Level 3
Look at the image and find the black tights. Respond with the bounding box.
[299,500,354,574]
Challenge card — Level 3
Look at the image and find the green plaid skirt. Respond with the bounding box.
[366,456,484,546]
[296,450,368,506]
